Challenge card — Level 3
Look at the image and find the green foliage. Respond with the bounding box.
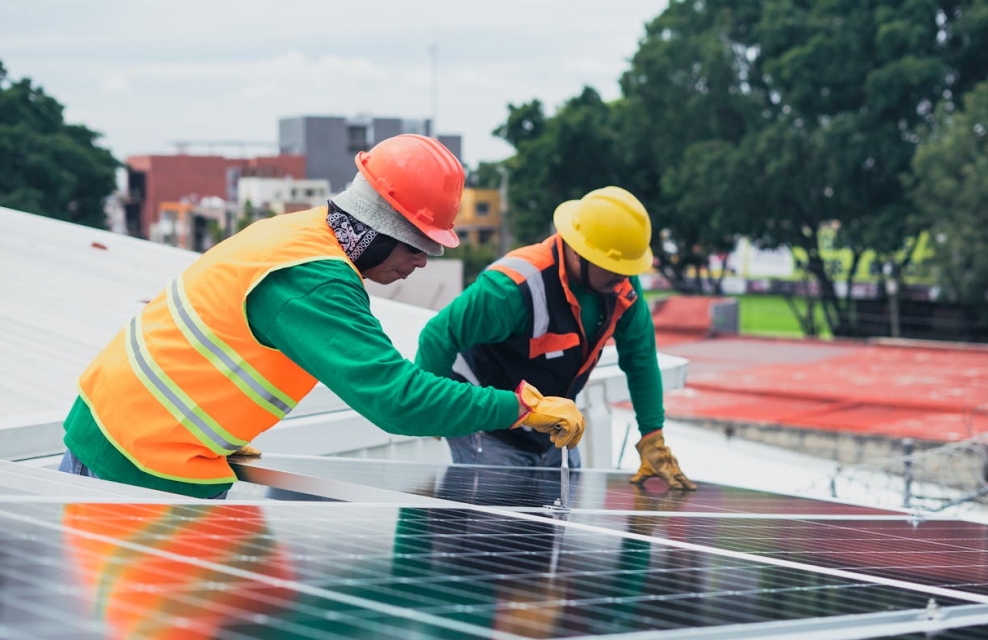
[467,162,504,189]
[492,0,988,338]
[440,241,500,287]
[0,59,118,229]
[495,88,627,245]
[910,79,988,315]
[236,199,276,232]
[616,2,766,293]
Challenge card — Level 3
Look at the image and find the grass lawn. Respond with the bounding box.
[736,294,833,339]
[645,291,833,339]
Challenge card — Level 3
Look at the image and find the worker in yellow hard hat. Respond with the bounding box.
[416,186,694,489]
[58,134,584,498]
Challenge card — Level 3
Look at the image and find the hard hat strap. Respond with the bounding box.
[579,255,593,290]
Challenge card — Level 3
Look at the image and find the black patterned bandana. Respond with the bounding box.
[327,201,399,272]
[327,204,378,262]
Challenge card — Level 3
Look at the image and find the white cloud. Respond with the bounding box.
[99,75,129,93]
[1,0,666,165]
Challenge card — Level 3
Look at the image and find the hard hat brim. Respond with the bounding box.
[554,201,653,276]
[422,225,460,248]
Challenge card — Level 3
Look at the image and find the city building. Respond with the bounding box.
[151,196,229,252]
[278,115,462,194]
[237,177,331,215]
[124,154,305,240]
[454,187,502,247]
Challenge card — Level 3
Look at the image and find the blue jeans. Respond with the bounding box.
[58,449,229,499]
[58,449,100,478]
[446,431,582,468]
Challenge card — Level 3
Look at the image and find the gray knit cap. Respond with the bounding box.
[331,172,443,256]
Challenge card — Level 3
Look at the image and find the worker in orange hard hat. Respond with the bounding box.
[58,134,585,498]
[417,186,695,490]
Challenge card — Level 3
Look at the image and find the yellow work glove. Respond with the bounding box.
[229,444,262,457]
[630,430,696,490]
[512,381,585,449]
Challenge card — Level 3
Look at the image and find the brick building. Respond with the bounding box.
[124,154,305,239]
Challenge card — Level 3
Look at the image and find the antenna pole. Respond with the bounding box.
[429,43,438,136]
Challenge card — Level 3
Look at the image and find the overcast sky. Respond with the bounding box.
[1,1,669,168]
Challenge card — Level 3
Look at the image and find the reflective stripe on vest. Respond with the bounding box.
[125,313,245,455]
[491,256,563,359]
[168,277,295,418]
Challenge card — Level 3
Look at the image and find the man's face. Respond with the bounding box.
[362,242,428,284]
[564,244,627,294]
[583,263,628,294]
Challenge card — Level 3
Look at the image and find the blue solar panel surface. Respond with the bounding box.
[1,455,987,639]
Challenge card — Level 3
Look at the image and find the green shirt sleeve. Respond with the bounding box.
[415,269,528,376]
[246,260,519,438]
[416,267,665,437]
[614,277,666,436]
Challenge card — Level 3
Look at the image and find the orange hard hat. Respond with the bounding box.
[355,134,464,247]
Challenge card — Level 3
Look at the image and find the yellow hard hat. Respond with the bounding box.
[553,186,654,276]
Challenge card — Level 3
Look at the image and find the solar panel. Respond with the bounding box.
[576,514,988,595]
[3,455,988,639]
[231,455,906,516]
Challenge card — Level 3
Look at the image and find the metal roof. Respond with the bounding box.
[0,206,200,419]
[0,206,688,465]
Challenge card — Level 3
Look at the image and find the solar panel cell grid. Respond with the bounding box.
[0,501,980,639]
[233,455,904,516]
[576,514,988,597]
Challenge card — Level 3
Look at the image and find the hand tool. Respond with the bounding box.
[560,445,570,510]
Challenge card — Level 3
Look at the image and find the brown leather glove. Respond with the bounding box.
[630,430,696,489]
[512,381,585,449]
[229,444,262,457]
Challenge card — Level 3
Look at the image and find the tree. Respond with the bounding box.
[0,59,118,229]
[658,139,751,292]
[466,162,505,190]
[622,0,986,336]
[910,79,988,318]
[742,0,954,336]
[618,0,765,293]
[494,88,627,245]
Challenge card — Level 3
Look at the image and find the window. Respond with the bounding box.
[475,202,490,216]
[348,126,368,152]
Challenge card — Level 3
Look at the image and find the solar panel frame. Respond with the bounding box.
[2,455,988,638]
[0,498,984,639]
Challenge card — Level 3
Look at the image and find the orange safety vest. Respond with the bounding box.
[450,235,638,454]
[78,206,357,484]
[455,234,637,398]
[64,503,296,639]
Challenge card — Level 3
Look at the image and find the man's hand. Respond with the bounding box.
[513,381,585,449]
[229,444,262,457]
[630,430,696,489]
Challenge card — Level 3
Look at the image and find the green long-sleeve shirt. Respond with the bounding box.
[415,269,665,437]
[63,260,519,498]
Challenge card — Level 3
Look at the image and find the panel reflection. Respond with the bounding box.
[0,502,964,639]
[240,455,899,516]
[578,513,988,597]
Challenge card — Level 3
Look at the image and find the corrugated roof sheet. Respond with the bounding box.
[0,206,200,420]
